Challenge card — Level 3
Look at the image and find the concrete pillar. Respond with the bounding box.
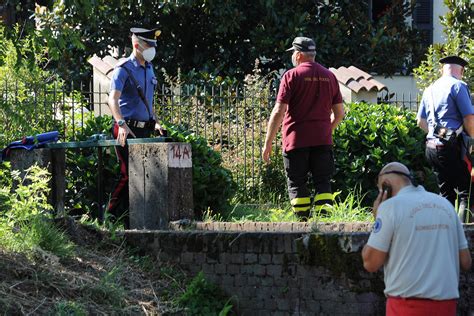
[128,142,194,229]
[8,148,66,214]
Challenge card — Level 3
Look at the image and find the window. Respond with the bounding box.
[413,0,433,46]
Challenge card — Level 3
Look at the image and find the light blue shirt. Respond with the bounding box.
[110,54,157,121]
[417,76,473,140]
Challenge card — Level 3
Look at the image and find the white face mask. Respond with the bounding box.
[139,44,156,62]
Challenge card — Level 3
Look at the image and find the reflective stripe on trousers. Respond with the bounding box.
[314,192,334,212]
[291,197,311,213]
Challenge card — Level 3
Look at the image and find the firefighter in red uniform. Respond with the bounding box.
[262,37,345,220]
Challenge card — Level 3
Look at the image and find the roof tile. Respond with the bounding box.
[330,65,387,93]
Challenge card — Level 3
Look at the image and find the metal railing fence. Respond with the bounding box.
[0,79,421,201]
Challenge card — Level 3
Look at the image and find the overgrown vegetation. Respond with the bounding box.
[0,25,66,148]
[0,169,230,314]
[0,219,207,314]
[0,162,74,258]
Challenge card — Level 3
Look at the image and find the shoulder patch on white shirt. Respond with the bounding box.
[373,218,382,233]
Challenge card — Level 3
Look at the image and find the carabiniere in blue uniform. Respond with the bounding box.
[110,53,157,124]
[107,26,161,227]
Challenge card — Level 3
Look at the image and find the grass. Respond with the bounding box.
[84,265,126,307]
[207,188,373,223]
[49,301,87,316]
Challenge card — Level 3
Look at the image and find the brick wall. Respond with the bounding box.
[123,223,474,315]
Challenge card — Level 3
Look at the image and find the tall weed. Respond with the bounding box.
[0,163,74,258]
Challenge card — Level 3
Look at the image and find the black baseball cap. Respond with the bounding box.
[286,37,316,52]
[439,55,468,67]
[130,27,161,47]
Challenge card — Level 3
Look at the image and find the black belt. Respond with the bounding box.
[126,119,155,129]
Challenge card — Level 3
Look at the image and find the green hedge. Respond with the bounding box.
[333,102,437,203]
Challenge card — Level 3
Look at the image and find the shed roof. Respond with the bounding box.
[88,55,125,79]
[329,66,387,93]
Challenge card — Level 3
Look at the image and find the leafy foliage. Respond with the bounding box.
[441,0,474,40]
[177,271,233,316]
[333,102,437,203]
[0,25,66,148]
[25,0,424,78]
[0,163,74,258]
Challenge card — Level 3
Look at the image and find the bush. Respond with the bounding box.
[333,102,437,203]
[0,163,74,258]
[164,124,236,218]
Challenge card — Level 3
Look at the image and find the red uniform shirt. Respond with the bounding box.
[277,62,342,152]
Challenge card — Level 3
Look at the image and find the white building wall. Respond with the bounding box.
[373,75,420,100]
[433,0,449,44]
[339,85,353,103]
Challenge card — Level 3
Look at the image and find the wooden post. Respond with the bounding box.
[128,142,193,229]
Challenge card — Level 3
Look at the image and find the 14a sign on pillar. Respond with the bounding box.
[169,143,192,168]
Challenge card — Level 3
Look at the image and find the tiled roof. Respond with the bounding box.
[88,55,126,79]
[329,66,387,93]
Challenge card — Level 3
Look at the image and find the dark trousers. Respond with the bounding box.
[283,145,334,220]
[107,123,152,225]
[425,143,472,208]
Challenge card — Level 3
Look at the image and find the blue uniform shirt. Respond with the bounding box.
[417,76,473,140]
[110,54,157,121]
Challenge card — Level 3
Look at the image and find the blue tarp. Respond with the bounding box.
[1,131,60,161]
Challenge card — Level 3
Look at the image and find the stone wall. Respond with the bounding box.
[124,223,474,316]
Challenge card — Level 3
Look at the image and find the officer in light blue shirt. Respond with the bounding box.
[417,55,474,221]
[110,52,157,122]
[107,27,166,226]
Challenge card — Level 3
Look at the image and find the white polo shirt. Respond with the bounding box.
[367,185,468,300]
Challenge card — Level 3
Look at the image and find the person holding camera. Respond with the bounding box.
[107,27,166,226]
[417,55,474,221]
[362,162,472,316]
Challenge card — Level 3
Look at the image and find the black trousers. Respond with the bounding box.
[283,145,334,219]
[425,142,472,207]
[108,123,152,226]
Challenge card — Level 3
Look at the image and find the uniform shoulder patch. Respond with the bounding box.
[373,218,382,233]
